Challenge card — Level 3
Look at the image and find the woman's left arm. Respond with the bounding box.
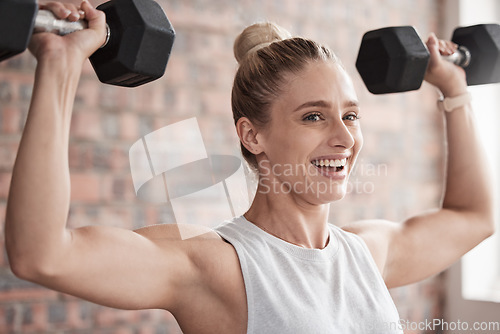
[345,34,496,288]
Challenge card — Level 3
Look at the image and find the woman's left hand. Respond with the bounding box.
[423,33,468,97]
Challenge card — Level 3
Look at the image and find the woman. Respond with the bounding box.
[5,1,495,333]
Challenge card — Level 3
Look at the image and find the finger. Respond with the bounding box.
[446,40,458,55]
[40,2,81,21]
[39,2,73,20]
[437,38,457,56]
[81,0,104,24]
[426,33,442,64]
[65,3,81,21]
[80,0,107,45]
[438,40,453,56]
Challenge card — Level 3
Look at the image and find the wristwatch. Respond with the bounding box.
[438,92,472,112]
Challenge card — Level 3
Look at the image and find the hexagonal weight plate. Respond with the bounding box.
[89,0,175,87]
[0,0,38,61]
[356,26,430,94]
[452,24,500,86]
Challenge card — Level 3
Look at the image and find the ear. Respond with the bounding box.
[236,117,264,155]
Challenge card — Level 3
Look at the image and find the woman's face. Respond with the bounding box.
[255,61,363,204]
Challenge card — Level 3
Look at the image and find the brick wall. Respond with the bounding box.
[0,0,448,333]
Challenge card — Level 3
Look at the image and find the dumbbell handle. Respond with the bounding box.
[442,45,471,68]
[34,10,110,47]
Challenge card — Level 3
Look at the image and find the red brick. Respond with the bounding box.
[65,300,87,328]
[0,306,6,330]
[31,302,48,331]
[75,78,100,108]
[108,146,130,172]
[70,109,103,140]
[0,240,5,268]
[200,88,231,115]
[161,55,189,88]
[98,206,134,229]
[171,88,200,116]
[0,72,34,102]
[138,325,156,334]
[1,106,22,134]
[95,306,116,327]
[0,142,19,171]
[0,201,5,232]
[113,327,135,334]
[0,80,14,103]
[97,86,131,110]
[120,112,139,140]
[0,172,11,200]
[95,308,140,328]
[101,174,135,203]
[68,144,83,170]
[127,85,163,114]
[0,289,58,302]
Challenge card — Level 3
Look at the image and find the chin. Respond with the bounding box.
[307,181,348,205]
[321,191,347,204]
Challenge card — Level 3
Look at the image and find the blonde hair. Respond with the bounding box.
[232,22,339,169]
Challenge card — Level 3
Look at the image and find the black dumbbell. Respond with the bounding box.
[0,0,175,87]
[355,24,500,94]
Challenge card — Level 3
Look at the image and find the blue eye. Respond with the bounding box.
[303,113,322,122]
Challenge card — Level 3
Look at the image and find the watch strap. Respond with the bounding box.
[438,92,472,112]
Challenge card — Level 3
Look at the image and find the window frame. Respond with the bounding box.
[457,0,500,304]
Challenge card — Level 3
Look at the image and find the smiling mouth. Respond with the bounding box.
[311,158,347,172]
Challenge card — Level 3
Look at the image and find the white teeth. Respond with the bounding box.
[313,158,347,168]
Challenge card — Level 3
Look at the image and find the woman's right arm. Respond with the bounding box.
[4,1,215,311]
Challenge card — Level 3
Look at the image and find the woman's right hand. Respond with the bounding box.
[28,0,107,66]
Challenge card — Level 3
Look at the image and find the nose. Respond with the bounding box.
[326,118,356,149]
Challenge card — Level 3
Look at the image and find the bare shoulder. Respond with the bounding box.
[341,219,400,237]
[341,219,401,275]
[134,223,222,241]
[134,222,243,294]
[135,223,246,332]
[134,223,239,269]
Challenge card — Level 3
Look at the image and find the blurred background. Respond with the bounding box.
[1,0,499,333]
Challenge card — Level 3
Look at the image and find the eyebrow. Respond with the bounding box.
[292,99,359,112]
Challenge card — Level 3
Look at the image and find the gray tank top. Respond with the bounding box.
[214,216,403,334]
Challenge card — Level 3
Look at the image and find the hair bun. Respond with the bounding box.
[233,22,292,64]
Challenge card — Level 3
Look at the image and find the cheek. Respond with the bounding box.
[349,128,363,170]
[354,127,363,151]
[264,126,315,161]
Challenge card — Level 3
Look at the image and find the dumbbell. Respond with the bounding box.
[355,24,500,94]
[0,0,175,87]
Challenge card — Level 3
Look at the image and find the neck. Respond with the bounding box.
[244,183,330,249]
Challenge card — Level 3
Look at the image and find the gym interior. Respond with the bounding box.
[0,0,499,333]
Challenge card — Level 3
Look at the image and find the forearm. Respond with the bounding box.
[422,34,495,224]
[441,93,495,225]
[5,58,82,275]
